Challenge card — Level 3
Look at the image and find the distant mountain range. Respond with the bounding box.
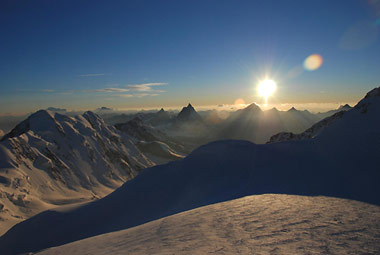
[0,87,378,255]
[0,100,354,235]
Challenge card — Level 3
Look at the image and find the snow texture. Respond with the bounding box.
[38,194,380,255]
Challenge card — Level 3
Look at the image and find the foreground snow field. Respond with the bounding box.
[38,194,380,255]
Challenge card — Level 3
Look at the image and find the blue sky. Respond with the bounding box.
[1,0,379,114]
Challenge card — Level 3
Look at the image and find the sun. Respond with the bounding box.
[257,79,277,105]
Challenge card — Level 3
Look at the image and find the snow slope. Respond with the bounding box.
[114,117,187,163]
[0,110,154,235]
[267,88,376,144]
[0,87,379,254]
[38,194,380,255]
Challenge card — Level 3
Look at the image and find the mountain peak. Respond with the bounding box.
[364,87,380,99]
[269,107,279,112]
[288,107,297,112]
[31,109,55,119]
[338,104,352,110]
[244,103,262,112]
[83,111,101,120]
[1,110,61,141]
[177,103,202,122]
[186,103,195,110]
[97,106,112,111]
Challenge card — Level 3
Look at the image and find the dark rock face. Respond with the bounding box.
[177,103,203,123]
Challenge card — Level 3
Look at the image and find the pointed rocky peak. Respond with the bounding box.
[288,107,297,112]
[244,103,261,112]
[179,103,197,115]
[338,104,352,111]
[156,107,170,118]
[177,103,202,122]
[186,103,194,109]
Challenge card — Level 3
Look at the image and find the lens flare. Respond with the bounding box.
[234,98,245,105]
[303,54,323,71]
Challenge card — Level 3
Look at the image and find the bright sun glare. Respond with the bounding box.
[258,79,277,105]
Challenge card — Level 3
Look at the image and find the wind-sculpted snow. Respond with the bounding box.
[37,195,380,255]
[0,87,379,254]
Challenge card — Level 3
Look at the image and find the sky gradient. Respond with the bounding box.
[1,0,380,114]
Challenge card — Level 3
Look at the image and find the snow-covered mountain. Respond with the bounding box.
[216,103,321,143]
[147,108,173,126]
[267,96,364,143]
[316,103,352,119]
[0,87,379,254]
[115,117,186,163]
[268,110,346,143]
[115,117,164,142]
[0,110,154,235]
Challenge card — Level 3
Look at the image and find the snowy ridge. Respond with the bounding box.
[115,117,186,164]
[0,87,379,254]
[267,110,346,143]
[267,86,380,144]
[0,110,154,235]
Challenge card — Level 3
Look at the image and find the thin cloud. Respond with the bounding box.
[127,82,167,92]
[85,83,167,94]
[90,88,130,93]
[17,88,56,93]
[116,93,160,98]
[78,73,106,77]
[134,93,160,98]
[118,94,134,98]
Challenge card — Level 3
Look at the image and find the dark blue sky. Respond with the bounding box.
[1,0,379,113]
